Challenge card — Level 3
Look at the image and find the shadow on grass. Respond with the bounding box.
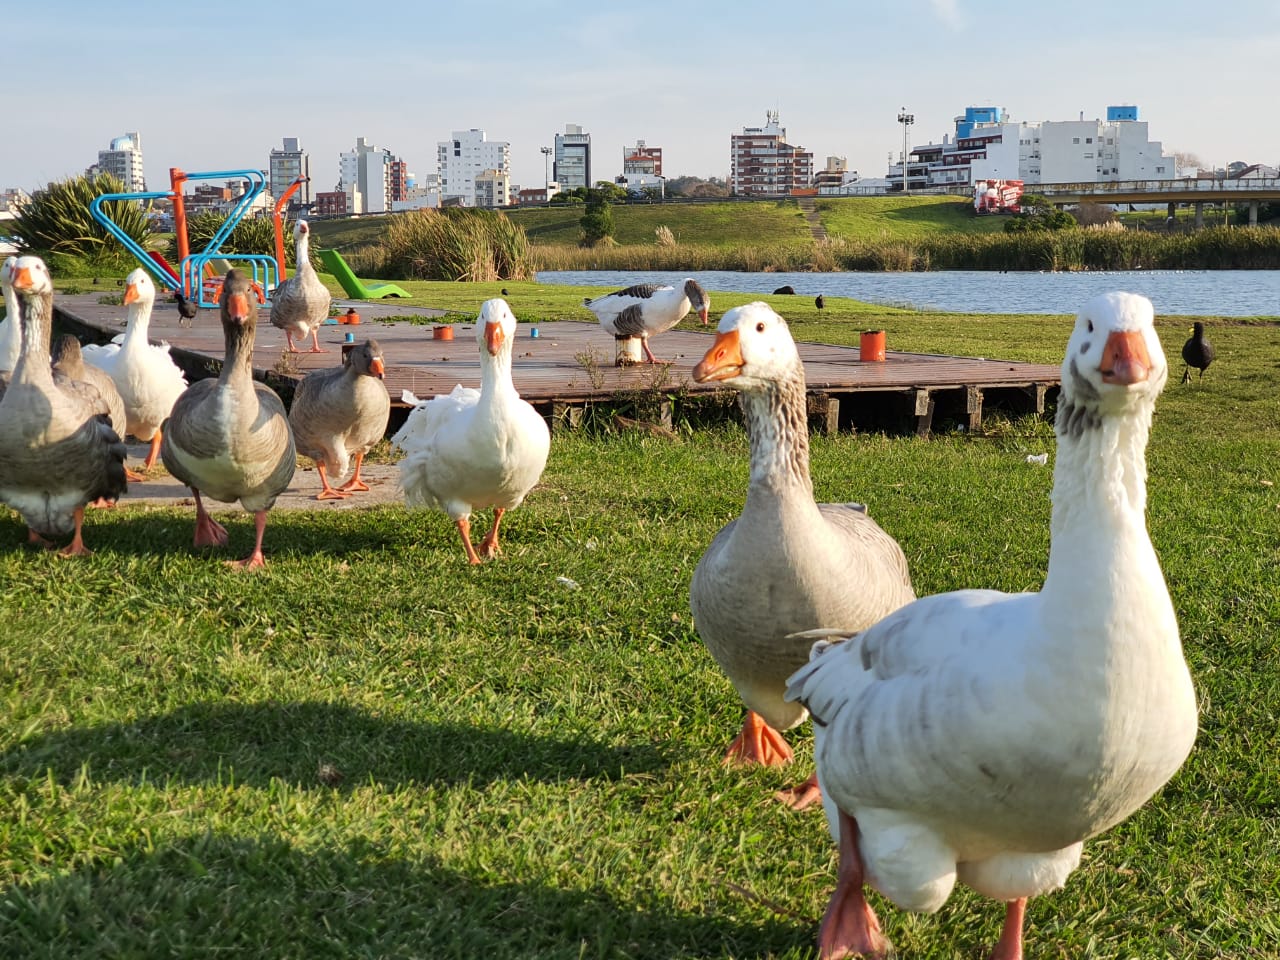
[0,832,814,959]
[0,700,669,791]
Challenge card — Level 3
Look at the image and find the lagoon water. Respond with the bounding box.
[538,269,1280,317]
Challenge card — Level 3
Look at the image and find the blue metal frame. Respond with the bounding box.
[89,168,281,307]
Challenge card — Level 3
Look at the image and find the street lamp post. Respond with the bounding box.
[897,109,914,194]
[540,146,553,198]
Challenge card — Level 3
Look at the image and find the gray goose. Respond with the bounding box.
[0,256,127,555]
[270,219,331,353]
[288,338,391,500]
[582,277,710,363]
[688,302,915,809]
[161,269,296,569]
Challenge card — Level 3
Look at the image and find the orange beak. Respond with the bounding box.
[1099,330,1151,385]
[693,329,744,382]
[10,266,32,291]
[484,321,505,355]
[369,357,385,379]
[227,292,251,323]
[123,282,140,305]
[698,308,710,325]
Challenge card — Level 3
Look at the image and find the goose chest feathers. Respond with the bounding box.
[270,219,330,354]
[784,291,1197,960]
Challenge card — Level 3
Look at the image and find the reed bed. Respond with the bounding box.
[367,208,534,282]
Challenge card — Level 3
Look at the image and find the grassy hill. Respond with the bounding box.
[309,196,998,255]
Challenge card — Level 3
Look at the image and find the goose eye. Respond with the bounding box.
[756,322,766,333]
[1086,319,1094,333]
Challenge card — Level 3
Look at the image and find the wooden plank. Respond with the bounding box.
[966,385,984,433]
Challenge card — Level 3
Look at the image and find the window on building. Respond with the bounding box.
[1084,153,1093,159]
[1086,137,1093,144]
[1072,138,1080,144]
[1156,166,1165,173]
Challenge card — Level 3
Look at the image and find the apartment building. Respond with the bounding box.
[622,140,662,177]
[338,137,404,214]
[890,105,1177,189]
[729,112,813,197]
[268,137,311,210]
[87,132,146,192]
[554,124,592,191]
[437,129,511,207]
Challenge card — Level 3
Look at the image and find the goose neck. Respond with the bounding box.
[220,322,256,384]
[122,300,153,347]
[478,347,516,403]
[739,372,812,495]
[12,291,54,384]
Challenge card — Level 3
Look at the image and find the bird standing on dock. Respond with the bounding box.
[689,303,914,810]
[289,339,391,500]
[582,278,710,364]
[1181,321,1214,383]
[392,298,550,565]
[270,219,330,353]
[81,269,188,478]
[161,269,296,570]
[785,292,1196,960]
[0,256,127,555]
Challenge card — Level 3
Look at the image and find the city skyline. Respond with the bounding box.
[6,0,1279,197]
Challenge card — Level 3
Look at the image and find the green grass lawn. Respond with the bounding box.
[1,289,1278,957]
[815,196,1008,240]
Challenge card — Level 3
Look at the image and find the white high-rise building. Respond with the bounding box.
[87,132,145,192]
[554,124,592,192]
[338,137,400,214]
[437,129,511,207]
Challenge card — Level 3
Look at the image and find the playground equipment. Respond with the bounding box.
[317,248,411,300]
[91,169,309,308]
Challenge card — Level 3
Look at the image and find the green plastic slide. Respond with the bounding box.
[317,248,411,300]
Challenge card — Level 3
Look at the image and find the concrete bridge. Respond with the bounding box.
[1029,178,1280,226]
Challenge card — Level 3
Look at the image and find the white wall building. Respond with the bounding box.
[893,105,1176,189]
[391,173,442,212]
[87,132,145,192]
[437,129,511,207]
[338,137,397,214]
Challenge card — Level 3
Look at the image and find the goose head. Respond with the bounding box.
[476,298,517,358]
[9,255,53,300]
[123,267,156,310]
[693,302,800,387]
[51,333,84,372]
[293,219,310,240]
[683,278,711,324]
[1062,292,1167,418]
[220,269,259,333]
[349,338,386,379]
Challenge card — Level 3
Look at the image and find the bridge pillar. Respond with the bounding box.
[1194,203,1204,229]
[1167,202,1176,220]
[1249,201,1259,226]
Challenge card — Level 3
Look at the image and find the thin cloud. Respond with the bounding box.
[929,0,963,29]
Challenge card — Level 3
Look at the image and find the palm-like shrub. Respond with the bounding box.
[11,173,153,267]
[378,208,531,281]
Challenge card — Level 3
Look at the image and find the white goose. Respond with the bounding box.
[689,303,914,809]
[81,268,188,476]
[392,298,550,565]
[270,219,331,354]
[0,255,19,375]
[784,292,1197,960]
[583,277,710,363]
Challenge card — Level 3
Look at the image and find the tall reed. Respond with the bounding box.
[377,208,532,281]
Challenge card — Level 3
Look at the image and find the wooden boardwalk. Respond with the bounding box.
[52,293,1061,436]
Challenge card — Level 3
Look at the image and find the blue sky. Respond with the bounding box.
[6,0,1278,195]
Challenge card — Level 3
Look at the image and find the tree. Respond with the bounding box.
[1171,149,1205,177]
[579,187,615,246]
[1068,202,1117,227]
[666,176,731,198]
[1004,193,1077,233]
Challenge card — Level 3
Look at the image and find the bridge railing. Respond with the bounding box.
[1035,178,1280,196]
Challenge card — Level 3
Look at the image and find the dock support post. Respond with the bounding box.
[1249,201,1259,226]
[1022,382,1049,416]
[913,389,935,438]
[966,385,984,433]
[550,401,583,431]
[1194,202,1204,229]
[808,393,840,436]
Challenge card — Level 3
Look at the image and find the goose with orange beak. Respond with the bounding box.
[81,268,188,478]
[0,255,127,555]
[161,269,296,570]
[288,339,391,500]
[785,292,1193,960]
[393,298,550,564]
[688,302,915,809]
